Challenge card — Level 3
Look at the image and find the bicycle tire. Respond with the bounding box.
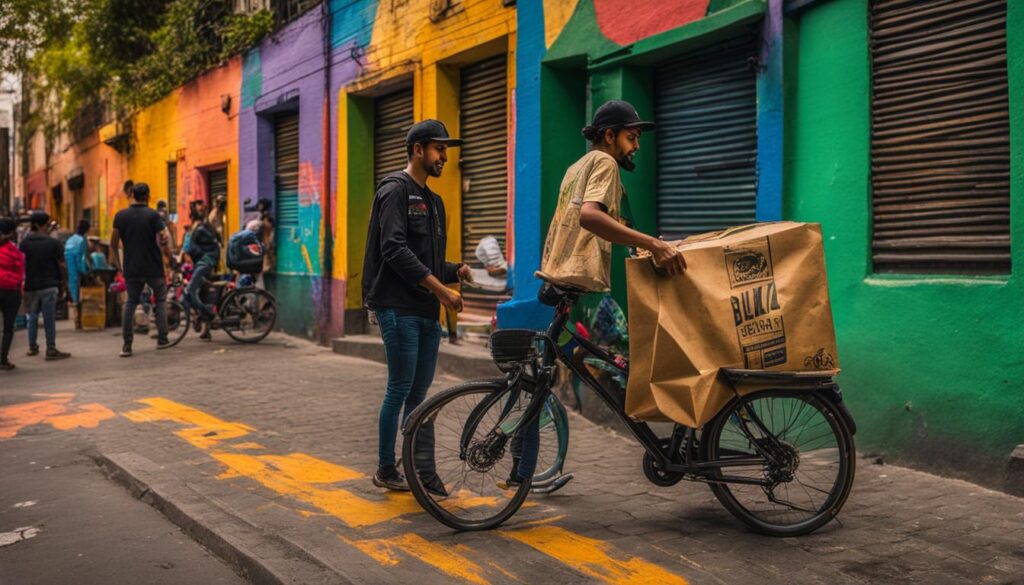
[402,379,534,531]
[702,389,856,537]
[221,288,277,343]
[163,300,190,348]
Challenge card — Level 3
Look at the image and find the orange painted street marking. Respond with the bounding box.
[343,533,491,585]
[0,393,115,440]
[502,524,689,585]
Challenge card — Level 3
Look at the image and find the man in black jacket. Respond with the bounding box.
[363,119,471,493]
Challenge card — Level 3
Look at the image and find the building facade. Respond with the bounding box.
[16,0,1024,487]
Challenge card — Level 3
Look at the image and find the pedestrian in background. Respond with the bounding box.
[362,119,472,493]
[0,218,25,370]
[184,207,221,341]
[111,183,173,357]
[19,211,70,360]
[64,219,90,329]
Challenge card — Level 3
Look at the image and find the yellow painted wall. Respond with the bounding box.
[336,0,517,309]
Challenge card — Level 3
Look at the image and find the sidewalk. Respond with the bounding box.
[2,323,1023,584]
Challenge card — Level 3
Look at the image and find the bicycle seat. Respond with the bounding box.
[535,271,589,306]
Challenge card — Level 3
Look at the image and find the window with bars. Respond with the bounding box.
[869,0,1010,274]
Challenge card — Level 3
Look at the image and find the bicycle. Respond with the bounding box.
[165,270,279,346]
[401,273,857,535]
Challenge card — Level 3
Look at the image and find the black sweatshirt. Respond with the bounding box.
[362,171,461,319]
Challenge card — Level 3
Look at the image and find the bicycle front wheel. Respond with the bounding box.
[702,389,856,536]
[221,288,276,343]
[402,379,535,531]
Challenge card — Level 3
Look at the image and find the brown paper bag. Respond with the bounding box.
[625,222,839,427]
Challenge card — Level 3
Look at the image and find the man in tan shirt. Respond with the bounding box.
[541,100,685,290]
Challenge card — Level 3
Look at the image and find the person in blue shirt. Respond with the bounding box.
[184,208,221,340]
[64,220,90,327]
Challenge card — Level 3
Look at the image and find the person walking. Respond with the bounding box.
[110,183,173,357]
[362,119,473,493]
[0,218,25,370]
[64,219,90,329]
[19,211,71,360]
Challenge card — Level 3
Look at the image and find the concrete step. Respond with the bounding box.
[331,335,502,380]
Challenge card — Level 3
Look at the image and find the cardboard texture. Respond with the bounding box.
[625,222,839,427]
[79,286,106,330]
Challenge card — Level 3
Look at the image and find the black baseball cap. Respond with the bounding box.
[587,100,656,132]
[406,119,463,147]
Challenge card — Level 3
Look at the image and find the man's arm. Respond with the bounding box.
[109,229,122,272]
[580,202,686,275]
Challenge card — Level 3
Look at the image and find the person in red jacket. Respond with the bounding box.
[0,218,25,370]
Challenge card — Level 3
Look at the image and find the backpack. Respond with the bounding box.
[227,230,264,274]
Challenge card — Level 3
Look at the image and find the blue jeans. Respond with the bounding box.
[376,308,442,469]
[186,260,216,322]
[25,287,58,350]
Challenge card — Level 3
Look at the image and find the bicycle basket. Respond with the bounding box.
[489,329,539,372]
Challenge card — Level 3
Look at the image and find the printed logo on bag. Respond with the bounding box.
[726,238,786,368]
[725,240,774,288]
[803,348,836,369]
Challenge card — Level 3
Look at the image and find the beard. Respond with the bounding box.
[422,159,444,178]
[617,153,636,172]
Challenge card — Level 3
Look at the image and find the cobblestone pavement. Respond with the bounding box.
[1,323,1023,584]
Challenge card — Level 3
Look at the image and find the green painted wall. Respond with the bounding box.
[785,0,1024,487]
[345,95,375,311]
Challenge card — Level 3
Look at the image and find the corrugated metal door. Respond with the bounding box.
[208,168,227,204]
[459,54,509,324]
[655,36,758,239]
[374,88,414,185]
[167,162,178,215]
[870,0,1009,274]
[274,113,301,273]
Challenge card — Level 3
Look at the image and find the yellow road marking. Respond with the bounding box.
[0,394,115,440]
[123,397,255,449]
[502,524,689,585]
[212,452,420,527]
[343,533,490,585]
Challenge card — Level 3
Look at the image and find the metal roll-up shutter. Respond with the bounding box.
[870,0,1009,274]
[460,54,510,325]
[208,168,227,205]
[655,36,758,239]
[167,162,178,214]
[374,88,414,185]
[275,113,300,228]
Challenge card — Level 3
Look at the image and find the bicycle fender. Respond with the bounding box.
[817,384,857,436]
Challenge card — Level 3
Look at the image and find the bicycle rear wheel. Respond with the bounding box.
[702,389,856,536]
[221,288,276,343]
[402,379,536,531]
[163,300,190,348]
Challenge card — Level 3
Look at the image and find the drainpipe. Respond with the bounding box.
[319,0,334,344]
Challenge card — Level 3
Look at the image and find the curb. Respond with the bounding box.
[331,335,501,379]
[90,449,351,585]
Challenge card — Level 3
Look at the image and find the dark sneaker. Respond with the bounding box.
[372,466,410,492]
[0,362,14,371]
[420,474,449,499]
[496,475,523,490]
[156,337,171,349]
[26,346,39,357]
[44,348,71,361]
[120,344,133,358]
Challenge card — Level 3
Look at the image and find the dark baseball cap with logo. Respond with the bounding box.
[587,100,657,132]
[405,119,463,147]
